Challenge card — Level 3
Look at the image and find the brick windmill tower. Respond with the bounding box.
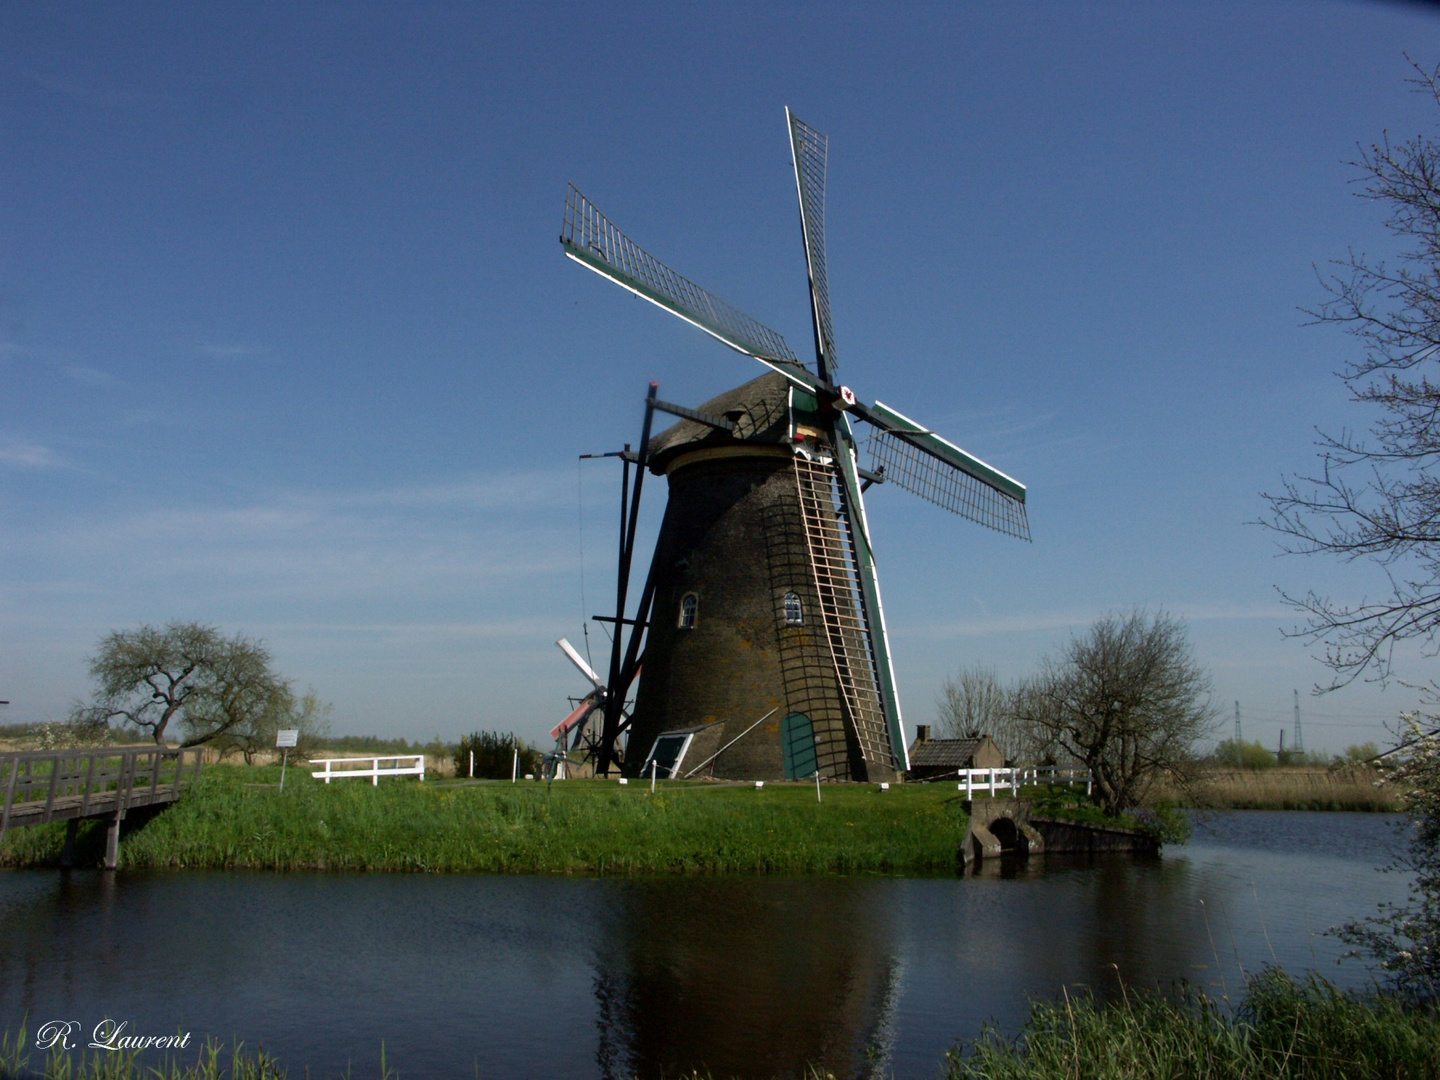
[560,110,1030,782]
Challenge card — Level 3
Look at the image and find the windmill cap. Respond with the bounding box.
[646,371,797,473]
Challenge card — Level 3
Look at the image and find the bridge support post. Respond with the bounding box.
[104,814,120,870]
[59,819,79,869]
[103,752,132,871]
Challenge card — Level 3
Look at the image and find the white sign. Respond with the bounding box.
[275,729,299,748]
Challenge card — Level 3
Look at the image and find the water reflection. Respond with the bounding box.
[0,812,1414,1080]
[592,878,902,1080]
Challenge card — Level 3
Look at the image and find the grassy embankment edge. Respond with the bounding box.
[0,764,971,874]
[947,968,1440,1080]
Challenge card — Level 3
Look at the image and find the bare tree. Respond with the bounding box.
[75,621,288,747]
[1011,610,1217,814]
[1335,714,1440,999]
[936,664,1043,762]
[1264,59,1440,687]
[936,665,1008,738]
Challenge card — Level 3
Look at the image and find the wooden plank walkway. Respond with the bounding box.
[0,746,204,868]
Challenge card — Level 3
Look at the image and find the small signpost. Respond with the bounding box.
[276,729,299,792]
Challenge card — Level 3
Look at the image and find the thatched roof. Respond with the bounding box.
[646,371,793,472]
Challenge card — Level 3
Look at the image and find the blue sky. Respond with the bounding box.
[3,2,1438,753]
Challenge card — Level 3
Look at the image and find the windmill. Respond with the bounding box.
[549,637,627,776]
[562,109,1030,782]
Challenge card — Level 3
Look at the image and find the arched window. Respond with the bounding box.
[678,593,698,629]
[783,591,804,625]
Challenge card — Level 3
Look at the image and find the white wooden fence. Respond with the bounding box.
[958,766,1091,798]
[310,755,426,785]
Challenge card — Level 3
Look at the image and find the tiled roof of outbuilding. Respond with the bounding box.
[907,738,982,768]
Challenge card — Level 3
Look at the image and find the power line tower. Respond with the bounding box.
[1232,702,1244,771]
[1293,689,1304,754]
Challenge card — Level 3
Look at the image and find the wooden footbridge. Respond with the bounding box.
[0,746,204,869]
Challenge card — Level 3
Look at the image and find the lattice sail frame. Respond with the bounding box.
[562,185,809,375]
[865,430,1032,541]
[788,110,838,380]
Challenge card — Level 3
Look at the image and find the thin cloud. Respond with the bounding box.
[201,343,268,360]
[7,64,169,110]
[0,439,65,469]
[7,467,594,604]
[902,601,1292,639]
[62,364,119,387]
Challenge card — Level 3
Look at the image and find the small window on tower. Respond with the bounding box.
[679,593,698,629]
[784,591,804,625]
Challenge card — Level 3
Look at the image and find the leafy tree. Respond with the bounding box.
[1263,60,1440,688]
[1010,610,1217,814]
[1340,740,1384,764]
[74,621,289,747]
[211,686,332,765]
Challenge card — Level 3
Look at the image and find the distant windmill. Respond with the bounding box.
[561,109,1030,781]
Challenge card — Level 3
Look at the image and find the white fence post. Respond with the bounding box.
[955,765,1092,799]
[309,755,425,785]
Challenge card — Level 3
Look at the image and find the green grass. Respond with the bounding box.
[0,765,971,874]
[949,969,1440,1080]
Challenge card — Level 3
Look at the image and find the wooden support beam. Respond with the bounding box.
[60,818,79,869]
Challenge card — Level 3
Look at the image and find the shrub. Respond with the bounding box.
[1212,738,1278,769]
[454,731,540,779]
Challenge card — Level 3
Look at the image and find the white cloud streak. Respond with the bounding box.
[900,601,1292,640]
[0,439,66,469]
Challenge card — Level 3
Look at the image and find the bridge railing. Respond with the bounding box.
[958,765,1092,799]
[310,755,426,785]
[0,745,205,833]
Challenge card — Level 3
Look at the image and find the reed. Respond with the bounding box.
[0,765,970,874]
[1172,767,1399,812]
[0,1023,302,1080]
[949,968,1440,1080]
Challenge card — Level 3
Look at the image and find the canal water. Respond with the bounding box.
[0,811,1413,1079]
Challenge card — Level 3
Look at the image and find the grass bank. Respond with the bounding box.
[949,969,1439,1080]
[1169,767,1399,812]
[0,765,970,874]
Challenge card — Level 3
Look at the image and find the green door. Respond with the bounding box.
[781,713,818,780]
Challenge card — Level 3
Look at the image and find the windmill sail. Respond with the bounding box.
[786,111,907,773]
[859,401,1031,541]
[787,109,838,382]
[560,108,1030,780]
[561,186,814,384]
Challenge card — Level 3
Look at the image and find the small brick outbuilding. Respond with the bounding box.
[906,727,1006,780]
